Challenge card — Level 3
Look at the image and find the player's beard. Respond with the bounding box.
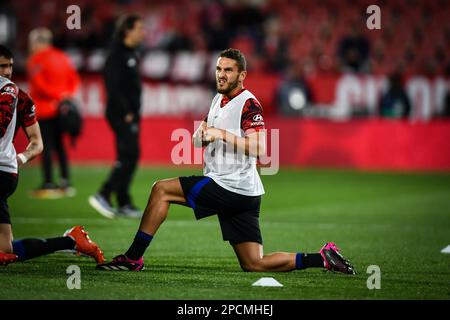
[216,76,239,95]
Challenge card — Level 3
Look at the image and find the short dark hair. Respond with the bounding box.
[114,14,141,43]
[0,45,13,59]
[219,48,246,72]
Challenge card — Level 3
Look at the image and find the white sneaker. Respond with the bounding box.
[88,194,116,219]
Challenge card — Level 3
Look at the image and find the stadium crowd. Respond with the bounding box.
[2,0,449,76]
[0,0,449,118]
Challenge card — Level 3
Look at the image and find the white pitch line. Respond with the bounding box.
[441,245,450,253]
[12,217,116,225]
[272,190,450,216]
[11,216,397,231]
[11,217,306,229]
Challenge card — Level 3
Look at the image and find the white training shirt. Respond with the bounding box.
[204,89,265,196]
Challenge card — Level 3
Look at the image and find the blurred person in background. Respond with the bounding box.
[379,72,411,119]
[277,62,312,116]
[89,14,144,218]
[337,22,370,73]
[27,28,80,198]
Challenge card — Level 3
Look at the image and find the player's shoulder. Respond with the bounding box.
[17,88,34,106]
[243,96,263,113]
[243,90,262,106]
[0,76,15,86]
[0,78,18,97]
[246,97,262,106]
[18,87,31,99]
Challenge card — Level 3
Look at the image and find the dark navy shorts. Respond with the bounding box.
[179,176,262,245]
[0,171,18,225]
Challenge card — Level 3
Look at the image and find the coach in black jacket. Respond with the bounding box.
[89,14,144,218]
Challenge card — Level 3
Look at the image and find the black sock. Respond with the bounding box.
[302,253,324,268]
[12,237,76,261]
[295,253,324,269]
[125,231,153,260]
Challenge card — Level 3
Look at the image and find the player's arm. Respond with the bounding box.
[16,122,43,167]
[0,84,18,138]
[204,128,266,158]
[15,90,43,167]
[192,120,206,147]
[103,53,134,123]
[203,97,266,157]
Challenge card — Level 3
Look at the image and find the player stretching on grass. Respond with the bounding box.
[0,45,104,266]
[97,48,355,274]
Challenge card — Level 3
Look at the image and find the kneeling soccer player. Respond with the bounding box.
[97,48,355,274]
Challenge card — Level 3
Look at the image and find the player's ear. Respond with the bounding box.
[239,70,247,82]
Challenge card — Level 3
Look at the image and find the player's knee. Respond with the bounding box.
[239,260,264,272]
[151,180,167,198]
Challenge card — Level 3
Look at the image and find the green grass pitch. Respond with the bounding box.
[1,166,449,300]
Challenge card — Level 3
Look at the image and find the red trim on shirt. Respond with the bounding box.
[17,89,37,128]
[241,98,265,133]
[220,88,246,108]
[0,83,18,138]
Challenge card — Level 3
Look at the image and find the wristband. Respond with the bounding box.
[17,153,28,164]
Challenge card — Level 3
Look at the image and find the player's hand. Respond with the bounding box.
[16,156,24,168]
[204,127,224,142]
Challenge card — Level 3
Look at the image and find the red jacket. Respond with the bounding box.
[27,46,80,119]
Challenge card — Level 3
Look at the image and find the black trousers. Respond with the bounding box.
[39,118,69,184]
[100,119,140,207]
